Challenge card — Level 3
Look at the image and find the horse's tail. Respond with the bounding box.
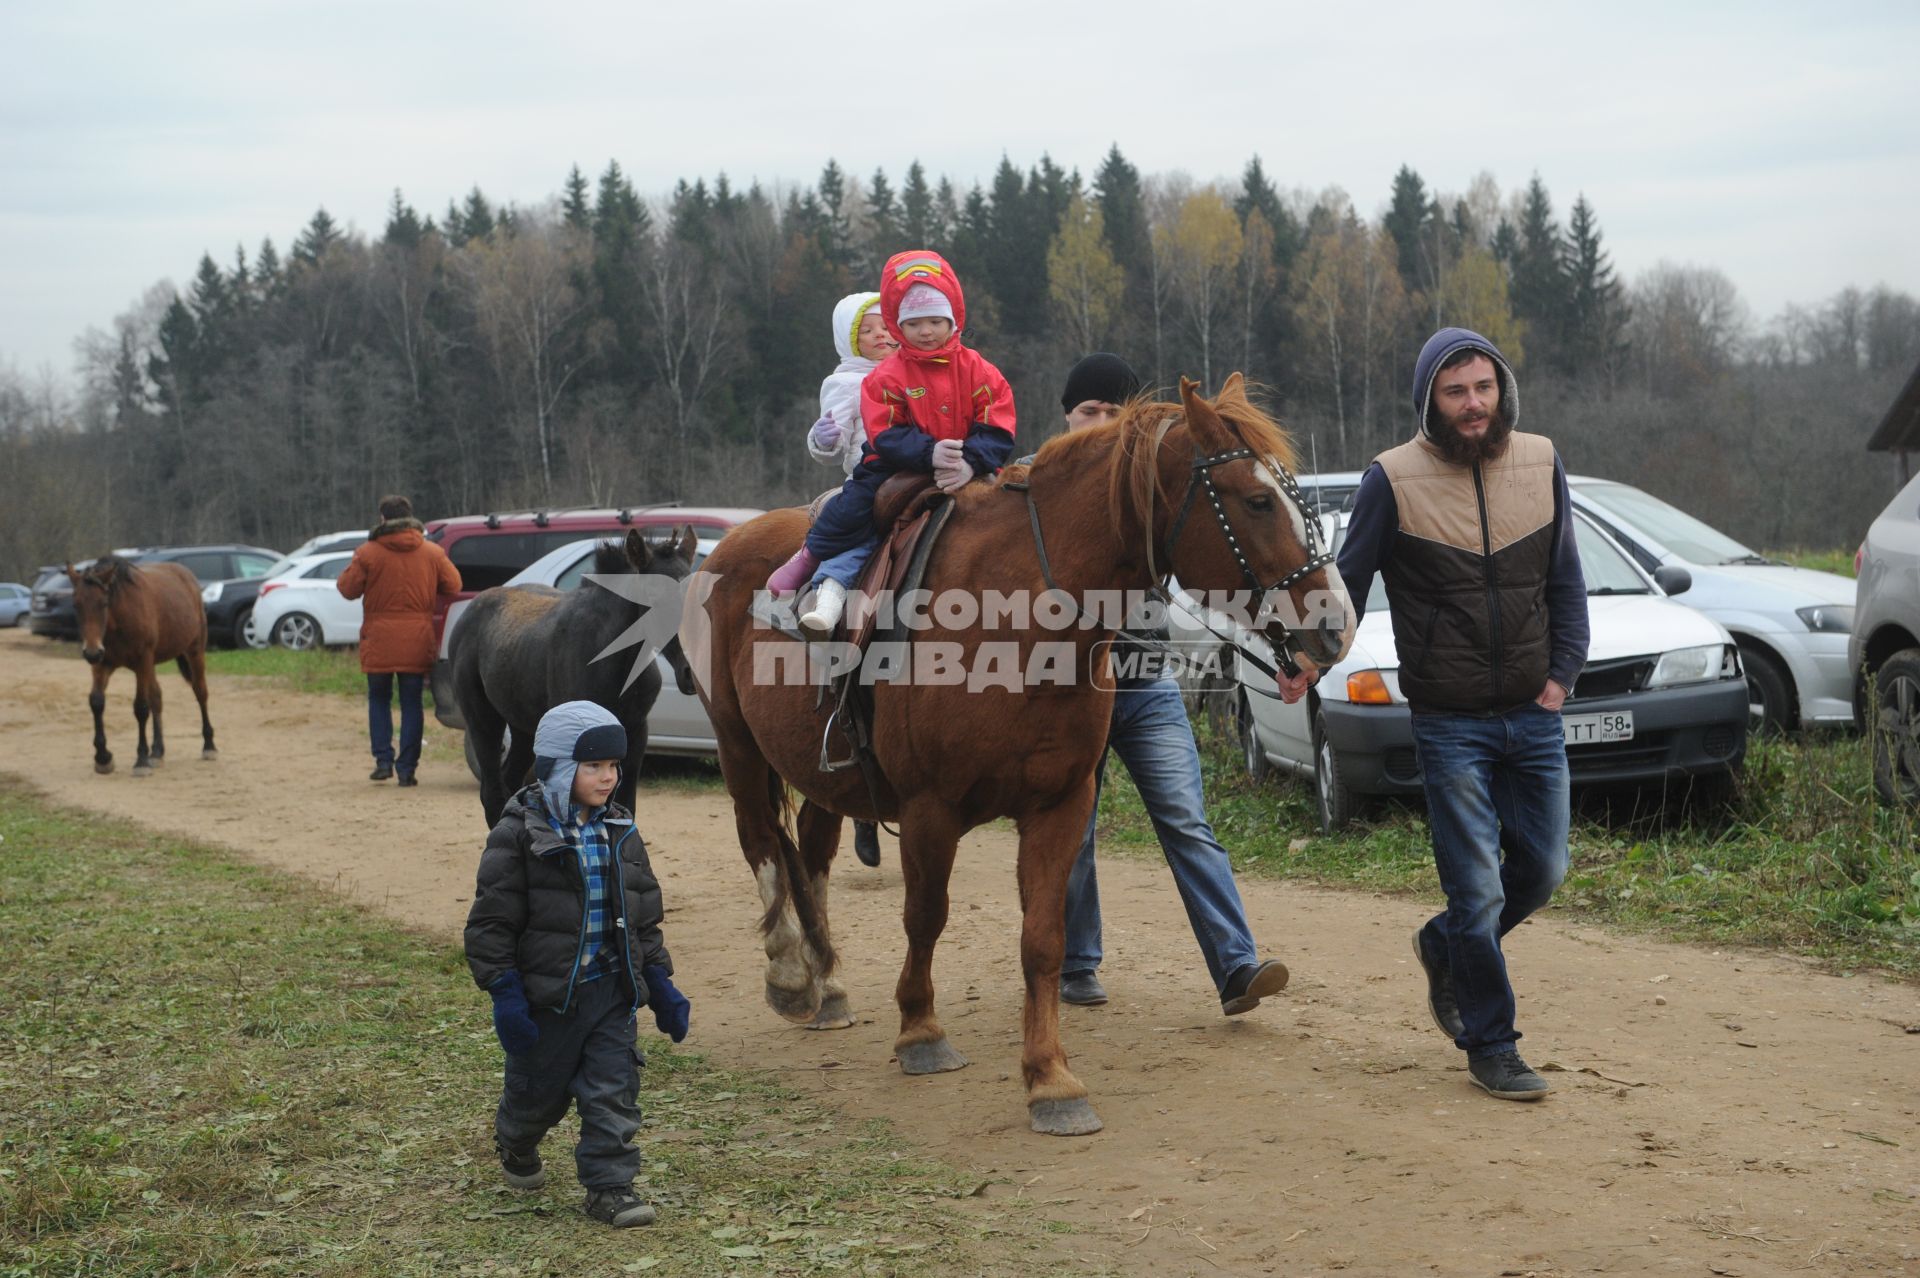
[759,770,837,978]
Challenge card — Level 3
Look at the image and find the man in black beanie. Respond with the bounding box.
[1022,353,1291,1018]
[1060,352,1142,432]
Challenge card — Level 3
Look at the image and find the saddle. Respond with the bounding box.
[807,472,953,651]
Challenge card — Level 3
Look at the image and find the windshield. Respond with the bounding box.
[1578,482,1755,565]
[1573,515,1650,594]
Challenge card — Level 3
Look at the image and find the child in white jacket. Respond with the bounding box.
[806,291,897,477]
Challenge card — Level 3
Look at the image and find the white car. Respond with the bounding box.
[1295,471,1856,734]
[432,536,720,772]
[1211,509,1749,832]
[252,552,360,650]
[1851,468,1920,805]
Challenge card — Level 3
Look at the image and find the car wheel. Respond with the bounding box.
[241,607,267,649]
[230,607,255,649]
[1737,644,1793,735]
[1237,689,1273,783]
[1312,706,1361,834]
[273,612,320,651]
[1869,649,1920,807]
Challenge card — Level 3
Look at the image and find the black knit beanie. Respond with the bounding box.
[1060,353,1142,412]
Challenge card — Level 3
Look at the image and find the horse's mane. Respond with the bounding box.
[592,540,629,576]
[83,555,139,590]
[1028,379,1299,547]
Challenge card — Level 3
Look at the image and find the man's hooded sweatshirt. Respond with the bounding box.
[810,291,884,477]
[1335,327,1588,713]
[859,251,1017,479]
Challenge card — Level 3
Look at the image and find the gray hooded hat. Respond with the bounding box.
[533,700,627,821]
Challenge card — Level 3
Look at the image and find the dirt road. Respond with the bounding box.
[3,627,1916,1276]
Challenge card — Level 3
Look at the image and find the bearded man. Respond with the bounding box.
[1281,327,1589,1101]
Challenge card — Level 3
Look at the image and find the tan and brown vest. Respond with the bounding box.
[1376,431,1558,712]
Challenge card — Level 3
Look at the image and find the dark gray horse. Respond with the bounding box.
[452,526,699,825]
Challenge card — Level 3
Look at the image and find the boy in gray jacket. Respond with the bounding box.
[464,700,690,1227]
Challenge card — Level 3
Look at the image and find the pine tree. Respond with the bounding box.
[384,189,427,248]
[1381,165,1430,292]
[291,207,341,267]
[1509,175,1570,370]
[460,187,496,242]
[1093,144,1148,268]
[932,177,961,246]
[866,167,900,264]
[1564,194,1628,385]
[255,238,283,299]
[901,161,933,246]
[817,160,854,268]
[561,164,592,229]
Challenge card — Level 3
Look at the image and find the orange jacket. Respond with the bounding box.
[336,519,462,673]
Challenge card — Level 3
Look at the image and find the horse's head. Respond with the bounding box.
[67,556,134,665]
[1153,376,1355,673]
[620,525,701,695]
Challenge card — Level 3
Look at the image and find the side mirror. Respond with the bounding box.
[1653,565,1692,597]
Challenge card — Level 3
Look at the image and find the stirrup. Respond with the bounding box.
[819,706,858,773]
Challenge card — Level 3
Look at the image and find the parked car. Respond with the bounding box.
[1211,508,1749,831]
[1565,477,1855,734]
[432,536,722,776]
[1850,469,1920,805]
[205,529,367,649]
[424,504,761,649]
[1295,470,1855,735]
[250,552,360,650]
[0,582,31,627]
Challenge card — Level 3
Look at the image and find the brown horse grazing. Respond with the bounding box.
[682,376,1356,1136]
[66,555,217,776]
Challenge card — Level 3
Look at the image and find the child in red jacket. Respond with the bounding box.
[765,250,1016,636]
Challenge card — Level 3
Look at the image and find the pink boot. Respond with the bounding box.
[765,546,821,596]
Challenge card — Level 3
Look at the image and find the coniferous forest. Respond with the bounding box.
[2,147,1916,579]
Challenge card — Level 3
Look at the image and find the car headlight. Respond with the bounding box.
[201,582,223,604]
[1648,643,1735,688]
[1795,605,1852,634]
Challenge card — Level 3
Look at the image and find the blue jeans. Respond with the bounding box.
[1064,678,1259,993]
[1409,704,1570,1059]
[367,672,424,775]
[810,543,874,591]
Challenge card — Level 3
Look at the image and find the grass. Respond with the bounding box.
[0,779,1080,1277]
[204,646,424,705]
[1095,716,1920,978]
[1768,546,1856,576]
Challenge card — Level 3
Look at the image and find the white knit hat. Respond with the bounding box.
[896,282,954,325]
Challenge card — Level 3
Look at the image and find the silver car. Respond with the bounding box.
[1851,470,1920,805]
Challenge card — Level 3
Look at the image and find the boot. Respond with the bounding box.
[765,546,821,597]
[799,579,847,639]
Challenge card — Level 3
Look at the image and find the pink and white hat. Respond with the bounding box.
[896,282,954,325]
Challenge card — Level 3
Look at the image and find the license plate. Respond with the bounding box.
[1564,710,1633,744]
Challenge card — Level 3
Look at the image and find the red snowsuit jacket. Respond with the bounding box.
[858,250,1017,478]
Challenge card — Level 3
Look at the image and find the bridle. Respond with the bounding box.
[1017,416,1336,685]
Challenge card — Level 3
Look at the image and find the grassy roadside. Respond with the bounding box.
[0,779,1081,1277]
[1096,719,1920,978]
[205,646,421,704]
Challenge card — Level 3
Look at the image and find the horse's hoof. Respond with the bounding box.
[131,764,153,778]
[804,991,855,1031]
[896,1037,968,1075]
[146,754,163,768]
[94,760,114,776]
[1029,1097,1103,1136]
[201,748,218,761]
[764,980,821,1024]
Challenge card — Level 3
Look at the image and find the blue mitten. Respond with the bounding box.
[487,972,540,1056]
[643,967,690,1043]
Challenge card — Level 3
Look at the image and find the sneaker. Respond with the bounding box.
[852,819,882,868]
[369,764,393,782]
[1060,971,1109,1006]
[584,1186,657,1228]
[798,579,847,640]
[1467,1050,1551,1101]
[497,1144,545,1190]
[1220,958,1290,1016]
[397,773,419,788]
[1411,929,1466,1040]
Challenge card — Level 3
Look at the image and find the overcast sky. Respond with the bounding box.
[3,0,1916,385]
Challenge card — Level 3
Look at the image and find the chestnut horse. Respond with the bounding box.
[682,376,1355,1136]
[67,556,217,776]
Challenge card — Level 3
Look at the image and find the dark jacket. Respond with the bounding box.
[464,787,671,1013]
[1336,329,1588,713]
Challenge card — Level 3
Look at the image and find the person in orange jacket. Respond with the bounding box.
[337,494,462,786]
